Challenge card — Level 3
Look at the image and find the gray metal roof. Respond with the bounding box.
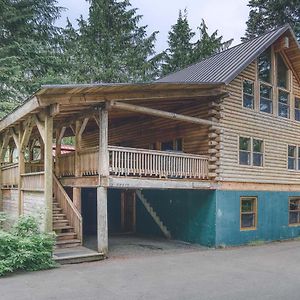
[157,25,291,85]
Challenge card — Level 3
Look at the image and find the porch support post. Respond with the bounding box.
[44,111,53,233]
[73,121,81,213]
[97,107,109,255]
[17,126,25,215]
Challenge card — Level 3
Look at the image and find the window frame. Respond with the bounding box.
[238,136,264,167]
[259,83,273,114]
[288,197,300,227]
[287,144,297,171]
[240,196,258,231]
[277,89,290,119]
[277,53,289,90]
[242,79,255,110]
[295,97,300,122]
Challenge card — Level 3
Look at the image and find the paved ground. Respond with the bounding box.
[2,238,300,300]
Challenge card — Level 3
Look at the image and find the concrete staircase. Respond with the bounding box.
[136,190,171,239]
[53,199,81,248]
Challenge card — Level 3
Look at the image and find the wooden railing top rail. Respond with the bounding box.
[77,145,209,160]
[1,162,18,171]
[20,171,45,177]
[53,174,82,222]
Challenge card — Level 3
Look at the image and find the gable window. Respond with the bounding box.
[243,80,254,109]
[260,84,272,113]
[288,145,296,170]
[289,198,300,225]
[239,137,251,165]
[277,54,289,89]
[295,98,300,121]
[258,48,272,83]
[241,197,257,230]
[278,90,290,118]
[239,137,264,166]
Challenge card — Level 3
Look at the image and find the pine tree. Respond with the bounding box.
[161,9,195,76]
[65,0,159,83]
[0,0,63,118]
[244,0,300,41]
[192,19,233,62]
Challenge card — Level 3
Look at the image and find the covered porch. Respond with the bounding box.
[0,82,226,256]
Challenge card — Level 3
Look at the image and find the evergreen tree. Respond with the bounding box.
[244,0,300,41]
[0,0,63,118]
[161,9,195,76]
[192,19,233,62]
[65,0,159,83]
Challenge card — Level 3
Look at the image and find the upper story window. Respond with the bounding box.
[239,137,264,166]
[258,48,272,83]
[260,84,272,113]
[243,80,254,109]
[278,90,290,118]
[288,145,296,170]
[161,138,183,152]
[295,98,300,121]
[277,54,289,89]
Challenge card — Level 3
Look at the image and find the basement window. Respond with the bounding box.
[240,197,257,230]
[289,198,300,225]
[243,80,254,109]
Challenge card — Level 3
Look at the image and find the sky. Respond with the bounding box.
[57,0,250,53]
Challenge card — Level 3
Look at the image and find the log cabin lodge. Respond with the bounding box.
[1,25,300,257]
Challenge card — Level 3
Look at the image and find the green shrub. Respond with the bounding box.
[0,216,56,277]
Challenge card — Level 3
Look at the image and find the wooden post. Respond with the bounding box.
[73,121,82,212]
[97,107,109,255]
[55,129,61,177]
[18,127,25,215]
[44,112,53,233]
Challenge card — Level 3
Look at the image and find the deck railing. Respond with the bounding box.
[21,172,45,191]
[1,163,19,187]
[58,146,209,180]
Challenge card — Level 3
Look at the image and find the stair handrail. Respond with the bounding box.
[53,173,83,242]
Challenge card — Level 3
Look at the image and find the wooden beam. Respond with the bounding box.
[0,130,11,160]
[33,115,45,144]
[11,127,20,150]
[97,186,108,255]
[20,117,34,151]
[18,126,25,215]
[44,113,53,232]
[49,103,60,116]
[79,117,89,137]
[109,101,219,127]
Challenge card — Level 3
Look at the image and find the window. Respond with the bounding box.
[258,49,272,83]
[295,98,300,121]
[239,137,264,166]
[239,137,251,165]
[260,84,273,113]
[288,145,296,170]
[289,198,300,225]
[241,197,257,230]
[161,138,183,152]
[243,80,254,109]
[278,90,290,118]
[253,139,264,166]
[277,54,289,89]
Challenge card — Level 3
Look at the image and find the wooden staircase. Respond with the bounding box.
[53,174,83,249]
[136,190,171,239]
[53,198,81,248]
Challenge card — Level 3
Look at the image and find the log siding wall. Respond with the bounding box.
[220,59,300,184]
[81,101,211,156]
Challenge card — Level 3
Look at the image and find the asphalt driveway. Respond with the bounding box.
[1,239,300,300]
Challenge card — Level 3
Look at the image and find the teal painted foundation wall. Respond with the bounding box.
[136,190,216,247]
[216,190,300,246]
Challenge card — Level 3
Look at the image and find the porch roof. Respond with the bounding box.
[0,82,226,133]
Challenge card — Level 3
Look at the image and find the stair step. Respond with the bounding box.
[55,239,81,249]
[56,232,77,241]
[56,239,81,245]
[53,225,74,231]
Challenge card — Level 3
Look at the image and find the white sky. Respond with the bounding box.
[57,0,250,52]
